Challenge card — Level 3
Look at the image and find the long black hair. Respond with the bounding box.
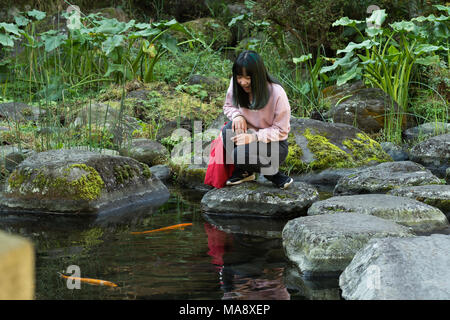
[232,50,281,110]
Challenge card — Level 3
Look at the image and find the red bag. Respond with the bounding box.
[204,126,235,189]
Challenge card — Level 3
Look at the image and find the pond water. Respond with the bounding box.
[0,186,341,300]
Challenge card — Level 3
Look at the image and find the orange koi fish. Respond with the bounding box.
[58,273,118,288]
[131,223,193,235]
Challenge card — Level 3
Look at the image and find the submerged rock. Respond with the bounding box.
[334,161,443,195]
[409,133,450,178]
[283,118,391,174]
[282,212,413,274]
[388,185,450,217]
[308,194,448,232]
[201,181,319,218]
[339,234,450,300]
[0,149,169,215]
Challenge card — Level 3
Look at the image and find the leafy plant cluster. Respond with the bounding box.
[0,8,196,102]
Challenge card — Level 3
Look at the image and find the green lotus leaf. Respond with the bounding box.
[332,17,363,27]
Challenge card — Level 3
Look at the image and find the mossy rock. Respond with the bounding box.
[282,118,391,174]
[123,81,223,129]
[168,160,211,192]
[119,138,169,166]
[1,149,168,214]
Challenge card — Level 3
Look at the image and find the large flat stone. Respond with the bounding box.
[282,212,413,274]
[307,194,449,232]
[334,161,443,195]
[339,234,450,300]
[388,185,450,217]
[201,181,319,218]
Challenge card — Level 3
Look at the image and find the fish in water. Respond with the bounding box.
[130,223,193,235]
[58,273,118,288]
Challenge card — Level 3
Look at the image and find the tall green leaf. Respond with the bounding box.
[0,33,14,47]
[101,35,124,56]
[27,9,46,20]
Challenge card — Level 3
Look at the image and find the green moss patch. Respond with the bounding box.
[303,129,354,170]
[113,164,135,184]
[168,161,206,185]
[342,133,392,164]
[8,164,105,201]
[283,129,391,174]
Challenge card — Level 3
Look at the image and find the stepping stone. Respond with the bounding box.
[282,212,413,275]
[339,234,450,300]
[334,161,443,195]
[307,194,448,232]
[388,184,450,217]
[201,181,319,218]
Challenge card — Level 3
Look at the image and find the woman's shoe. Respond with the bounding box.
[264,172,294,189]
[226,169,256,186]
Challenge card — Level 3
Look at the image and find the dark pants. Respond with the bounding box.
[221,121,289,176]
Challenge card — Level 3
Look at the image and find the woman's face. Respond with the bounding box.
[237,70,251,94]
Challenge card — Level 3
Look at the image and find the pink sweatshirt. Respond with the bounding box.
[223,78,291,143]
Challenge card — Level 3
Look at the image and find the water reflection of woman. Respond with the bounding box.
[204,223,290,300]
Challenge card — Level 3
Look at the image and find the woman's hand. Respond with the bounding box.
[231,133,257,145]
[232,115,247,134]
